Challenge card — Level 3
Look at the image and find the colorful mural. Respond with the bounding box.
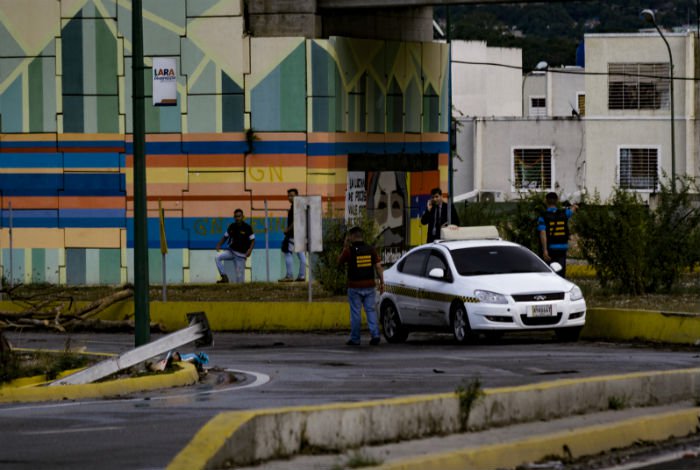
[0,0,449,285]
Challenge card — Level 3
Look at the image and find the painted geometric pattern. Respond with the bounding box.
[0,0,449,285]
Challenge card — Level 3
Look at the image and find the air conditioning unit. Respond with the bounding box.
[478,191,502,203]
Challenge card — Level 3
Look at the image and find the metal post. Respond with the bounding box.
[161,252,167,302]
[8,201,12,288]
[447,6,453,226]
[642,9,676,192]
[652,23,676,192]
[306,205,312,303]
[264,200,270,282]
[133,0,150,345]
[0,200,3,299]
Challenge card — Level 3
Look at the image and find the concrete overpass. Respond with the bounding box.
[319,0,570,7]
[250,0,578,40]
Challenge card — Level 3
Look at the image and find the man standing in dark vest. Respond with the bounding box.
[420,187,460,243]
[337,226,384,346]
[538,192,577,278]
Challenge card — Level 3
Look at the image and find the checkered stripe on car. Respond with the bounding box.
[385,283,480,304]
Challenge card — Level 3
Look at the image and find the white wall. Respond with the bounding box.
[584,33,693,199]
[451,40,521,118]
[473,118,585,199]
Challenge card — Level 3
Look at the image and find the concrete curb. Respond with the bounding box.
[0,361,199,403]
[583,308,700,344]
[167,368,700,470]
[378,408,700,470]
[5,300,699,346]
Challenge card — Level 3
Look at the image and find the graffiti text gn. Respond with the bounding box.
[247,166,283,182]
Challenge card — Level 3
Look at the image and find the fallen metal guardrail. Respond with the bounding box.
[49,312,212,386]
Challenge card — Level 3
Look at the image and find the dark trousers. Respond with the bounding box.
[548,249,568,278]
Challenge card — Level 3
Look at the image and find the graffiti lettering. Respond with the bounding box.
[247,166,284,182]
[194,218,224,236]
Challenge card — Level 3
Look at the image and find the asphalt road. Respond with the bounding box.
[2,331,699,470]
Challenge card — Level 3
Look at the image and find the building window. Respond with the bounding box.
[529,96,546,116]
[608,63,670,110]
[618,147,659,190]
[576,92,585,116]
[512,147,553,191]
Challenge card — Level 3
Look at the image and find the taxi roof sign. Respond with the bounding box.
[439,225,500,241]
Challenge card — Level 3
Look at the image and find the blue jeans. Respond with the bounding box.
[348,287,380,343]
[215,250,246,283]
[284,240,306,279]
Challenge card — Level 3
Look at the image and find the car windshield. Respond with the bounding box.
[450,245,550,276]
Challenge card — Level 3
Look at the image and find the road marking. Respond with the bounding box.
[20,426,123,435]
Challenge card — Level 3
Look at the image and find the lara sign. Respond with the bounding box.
[152,57,177,106]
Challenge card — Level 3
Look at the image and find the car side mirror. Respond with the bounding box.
[428,267,445,279]
[550,262,563,273]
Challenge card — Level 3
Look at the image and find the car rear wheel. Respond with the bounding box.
[381,301,408,343]
[451,303,475,344]
[555,326,582,342]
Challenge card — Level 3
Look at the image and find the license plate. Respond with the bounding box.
[529,304,554,317]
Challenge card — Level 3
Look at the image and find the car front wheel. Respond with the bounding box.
[380,301,408,343]
[451,303,475,344]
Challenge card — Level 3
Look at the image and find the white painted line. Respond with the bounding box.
[21,426,123,435]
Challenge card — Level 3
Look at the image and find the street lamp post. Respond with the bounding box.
[641,8,676,192]
[521,61,548,117]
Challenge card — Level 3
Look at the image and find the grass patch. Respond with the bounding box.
[1,350,94,383]
[608,395,627,410]
[456,377,484,431]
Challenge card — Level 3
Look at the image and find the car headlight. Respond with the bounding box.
[569,285,584,301]
[474,290,508,304]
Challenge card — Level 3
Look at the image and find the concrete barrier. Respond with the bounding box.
[167,367,700,470]
[582,308,700,344]
[0,361,199,403]
[378,408,700,470]
[5,300,699,346]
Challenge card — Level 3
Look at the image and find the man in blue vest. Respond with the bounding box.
[538,192,577,278]
[337,226,384,346]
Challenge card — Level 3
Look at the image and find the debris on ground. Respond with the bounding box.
[0,284,164,333]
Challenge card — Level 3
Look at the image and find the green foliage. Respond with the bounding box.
[1,349,92,383]
[574,189,648,294]
[455,377,484,431]
[0,334,20,384]
[438,0,695,69]
[608,395,627,410]
[313,209,379,296]
[500,192,548,254]
[574,178,700,294]
[457,200,503,228]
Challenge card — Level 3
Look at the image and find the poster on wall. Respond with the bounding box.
[152,57,177,106]
[345,171,366,224]
[366,171,408,265]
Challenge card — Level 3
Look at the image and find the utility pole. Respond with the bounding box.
[132,0,150,346]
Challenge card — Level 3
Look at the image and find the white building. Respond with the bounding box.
[453,31,699,203]
[584,32,697,199]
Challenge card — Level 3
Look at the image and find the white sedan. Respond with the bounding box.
[378,226,586,343]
